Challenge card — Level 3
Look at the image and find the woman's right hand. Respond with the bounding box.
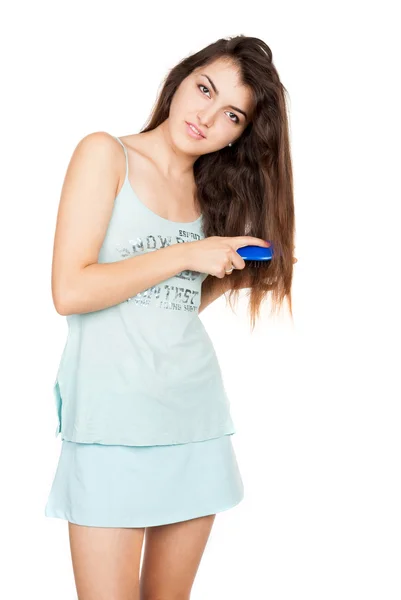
[185,236,271,279]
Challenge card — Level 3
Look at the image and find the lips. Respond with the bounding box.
[186,121,206,138]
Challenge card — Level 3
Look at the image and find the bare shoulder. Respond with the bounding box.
[56,130,124,231]
[64,131,128,192]
[72,131,124,165]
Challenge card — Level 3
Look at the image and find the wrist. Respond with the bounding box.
[170,241,195,272]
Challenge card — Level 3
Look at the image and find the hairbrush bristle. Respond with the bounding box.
[247,260,271,268]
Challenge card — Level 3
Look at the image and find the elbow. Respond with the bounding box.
[53,297,72,316]
[52,287,75,316]
[54,302,71,316]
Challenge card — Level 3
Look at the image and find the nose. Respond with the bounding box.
[197,110,214,128]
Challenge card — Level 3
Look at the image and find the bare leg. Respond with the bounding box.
[68,522,145,600]
[139,514,216,600]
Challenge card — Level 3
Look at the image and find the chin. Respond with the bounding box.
[174,132,206,156]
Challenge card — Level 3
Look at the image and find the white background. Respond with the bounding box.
[1,0,400,598]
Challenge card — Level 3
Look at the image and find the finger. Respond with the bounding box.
[228,251,246,271]
[232,236,270,249]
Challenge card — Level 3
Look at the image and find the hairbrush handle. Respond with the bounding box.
[236,244,274,261]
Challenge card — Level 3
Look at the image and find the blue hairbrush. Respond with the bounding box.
[236,243,274,268]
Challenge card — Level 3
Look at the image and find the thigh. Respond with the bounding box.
[68,522,145,600]
[139,514,216,600]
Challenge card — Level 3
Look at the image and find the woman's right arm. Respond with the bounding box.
[51,132,191,316]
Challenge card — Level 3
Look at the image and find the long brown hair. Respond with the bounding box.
[141,35,295,331]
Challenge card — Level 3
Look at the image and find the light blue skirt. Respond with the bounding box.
[44,434,244,528]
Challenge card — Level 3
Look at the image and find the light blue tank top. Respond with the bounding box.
[52,135,236,446]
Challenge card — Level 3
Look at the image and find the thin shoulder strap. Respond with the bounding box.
[113,136,129,183]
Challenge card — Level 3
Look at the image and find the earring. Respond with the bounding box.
[228,142,232,147]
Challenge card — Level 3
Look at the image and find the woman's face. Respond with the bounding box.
[168,58,254,155]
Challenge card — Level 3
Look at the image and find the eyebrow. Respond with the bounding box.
[200,73,248,120]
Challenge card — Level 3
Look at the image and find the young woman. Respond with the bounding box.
[45,35,296,599]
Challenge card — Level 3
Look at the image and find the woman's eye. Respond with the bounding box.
[198,84,240,124]
[227,112,240,124]
[198,84,210,97]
